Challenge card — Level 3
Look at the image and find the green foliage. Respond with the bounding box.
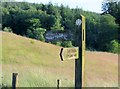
[51,15,64,31]
[61,41,73,47]
[51,41,62,46]
[26,18,46,41]
[102,0,120,42]
[3,27,12,32]
[34,28,46,41]
[97,14,118,51]
[51,41,73,47]
[27,28,46,41]
[102,0,120,24]
[26,18,41,28]
[106,40,120,53]
[2,2,119,53]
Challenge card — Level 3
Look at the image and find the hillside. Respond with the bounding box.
[1,32,118,87]
[2,2,119,53]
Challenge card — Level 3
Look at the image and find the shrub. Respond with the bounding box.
[51,41,62,46]
[106,40,120,53]
[3,27,13,32]
[26,28,46,42]
[61,41,73,47]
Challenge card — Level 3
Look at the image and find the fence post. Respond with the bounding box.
[12,73,18,89]
[57,79,60,89]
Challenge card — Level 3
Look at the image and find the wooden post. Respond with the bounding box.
[81,15,85,88]
[12,73,18,89]
[75,15,85,89]
[57,79,60,89]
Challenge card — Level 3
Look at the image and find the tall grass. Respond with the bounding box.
[1,32,118,87]
[2,32,74,87]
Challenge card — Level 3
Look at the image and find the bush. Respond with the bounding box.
[106,40,120,53]
[3,27,13,32]
[27,28,46,42]
[61,41,73,47]
[51,41,62,46]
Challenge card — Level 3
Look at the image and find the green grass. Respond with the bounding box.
[1,32,74,87]
[1,32,118,87]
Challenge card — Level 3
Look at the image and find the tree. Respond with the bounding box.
[51,16,64,31]
[102,0,120,43]
[26,18,41,29]
[27,28,46,41]
[46,2,57,15]
[106,40,120,53]
[102,0,120,24]
[26,18,46,41]
[60,5,74,30]
[97,14,118,51]
[2,2,119,52]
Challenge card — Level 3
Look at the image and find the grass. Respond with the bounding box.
[1,31,118,87]
[84,51,118,87]
[1,32,74,87]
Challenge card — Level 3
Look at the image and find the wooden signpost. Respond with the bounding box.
[59,15,86,89]
[75,15,85,89]
[45,14,86,89]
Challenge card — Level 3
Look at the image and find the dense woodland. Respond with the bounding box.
[1,0,120,53]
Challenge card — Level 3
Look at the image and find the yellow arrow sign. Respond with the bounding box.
[60,47,79,61]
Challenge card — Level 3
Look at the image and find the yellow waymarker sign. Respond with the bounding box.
[60,47,79,61]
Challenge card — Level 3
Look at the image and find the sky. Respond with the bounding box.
[16,0,104,13]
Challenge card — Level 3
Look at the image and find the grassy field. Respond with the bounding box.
[1,31,118,87]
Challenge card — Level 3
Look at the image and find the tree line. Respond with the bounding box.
[1,0,120,53]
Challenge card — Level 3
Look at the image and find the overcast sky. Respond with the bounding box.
[16,0,104,13]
